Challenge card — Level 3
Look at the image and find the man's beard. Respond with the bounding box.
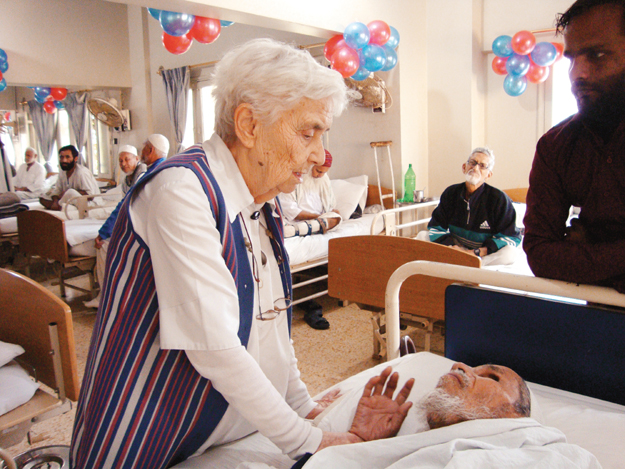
[60,160,76,171]
[573,69,625,125]
[419,373,494,429]
[300,170,325,193]
[465,170,481,186]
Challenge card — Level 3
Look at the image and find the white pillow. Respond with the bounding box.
[331,176,368,220]
[0,361,39,416]
[0,340,25,368]
[342,175,368,210]
[512,202,526,229]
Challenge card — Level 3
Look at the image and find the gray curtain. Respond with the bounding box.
[27,100,57,173]
[161,66,190,154]
[64,92,89,167]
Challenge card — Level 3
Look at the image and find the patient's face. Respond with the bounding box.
[422,362,522,429]
[311,165,330,179]
[119,151,139,174]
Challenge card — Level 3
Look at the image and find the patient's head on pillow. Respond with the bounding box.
[420,362,530,429]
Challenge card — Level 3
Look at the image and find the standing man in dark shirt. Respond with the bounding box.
[523,0,625,292]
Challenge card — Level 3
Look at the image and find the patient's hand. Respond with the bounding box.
[348,366,414,441]
[306,388,342,420]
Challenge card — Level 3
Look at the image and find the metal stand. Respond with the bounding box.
[370,141,396,208]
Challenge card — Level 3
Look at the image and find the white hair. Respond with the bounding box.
[211,38,348,145]
[469,147,495,170]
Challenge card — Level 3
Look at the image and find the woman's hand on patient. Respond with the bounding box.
[306,388,342,420]
[348,366,414,441]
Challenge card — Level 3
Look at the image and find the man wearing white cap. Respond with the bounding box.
[86,137,168,309]
[13,147,46,200]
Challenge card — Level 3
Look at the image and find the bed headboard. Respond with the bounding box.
[503,188,528,204]
[444,284,625,406]
[0,268,80,401]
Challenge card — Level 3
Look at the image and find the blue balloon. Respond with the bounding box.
[34,94,46,104]
[0,78,6,93]
[0,49,6,64]
[386,26,400,50]
[343,22,370,50]
[531,42,557,67]
[505,53,530,77]
[34,87,51,99]
[159,11,195,37]
[148,8,162,20]
[0,61,7,74]
[220,20,234,27]
[360,44,386,72]
[492,35,513,58]
[503,74,527,97]
[381,46,398,71]
[54,100,65,109]
[351,66,371,81]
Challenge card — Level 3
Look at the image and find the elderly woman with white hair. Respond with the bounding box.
[71,39,413,469]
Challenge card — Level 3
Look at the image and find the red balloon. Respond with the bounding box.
[4,112,10,121]
[330,46,359,78]
[526,62,550,83]
[492,56,508,75]
[367,20,390,46]
[511,30,536,55]
[324,34,345,61]
[188,16,221,44]
[0,71,3,82]
[552,42,564,62]
[43,101,56,114]
[45,95,54,101]
[162,32,193,55]
[50,87,68,101]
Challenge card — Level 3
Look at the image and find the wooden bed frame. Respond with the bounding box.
[0,268,79,448]
[17,210,96,297]
[328,236,480,356]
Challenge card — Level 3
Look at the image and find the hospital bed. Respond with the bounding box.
[171,261,625,469]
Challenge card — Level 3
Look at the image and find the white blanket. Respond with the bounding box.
[302,418,601,469]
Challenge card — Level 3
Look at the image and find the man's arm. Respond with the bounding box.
[484,193,521,254]
[428,188,454,245]
[524,143,625,288]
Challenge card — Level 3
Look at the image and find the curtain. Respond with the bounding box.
[161,66,190,154]
[0,136,14,192]
[27,100,57,173]
[64,92,89,167]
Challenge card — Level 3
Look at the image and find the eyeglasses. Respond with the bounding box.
[466,159,491,171]
[257,296,292,321]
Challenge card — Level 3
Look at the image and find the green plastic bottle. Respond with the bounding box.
[402,164,416,202]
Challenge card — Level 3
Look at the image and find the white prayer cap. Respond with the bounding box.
[147,134,170,156]
[119,145,138,156]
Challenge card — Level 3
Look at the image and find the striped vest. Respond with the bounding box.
[71,145,292,468]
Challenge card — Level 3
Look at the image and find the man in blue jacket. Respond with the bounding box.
[423,147,521,266]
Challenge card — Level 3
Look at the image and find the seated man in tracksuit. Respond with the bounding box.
[421,147,521,266]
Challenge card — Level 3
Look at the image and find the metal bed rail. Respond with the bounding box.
[370,200,439,236]
[385,261,625,360]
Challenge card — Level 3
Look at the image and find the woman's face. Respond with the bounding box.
[249,98,332,202]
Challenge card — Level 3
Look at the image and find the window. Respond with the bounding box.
[200,86,216,141]
[551,57,578,126]
[181,89,195,150]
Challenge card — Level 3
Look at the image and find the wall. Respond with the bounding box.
[0,0,131,88]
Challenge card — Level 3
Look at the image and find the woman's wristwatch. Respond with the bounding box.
[473,248,481,258]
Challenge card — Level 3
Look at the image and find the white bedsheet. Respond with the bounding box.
[285,213,384,266]
[173,353,624,469]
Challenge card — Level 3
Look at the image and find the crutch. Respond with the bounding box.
[370,141,396,208]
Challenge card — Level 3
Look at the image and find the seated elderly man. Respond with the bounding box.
[295,354,599,468]
[84,144,148,309]
[420,147,521,266]
[71,39,413,469]
[40,144,100,211]
[13,147,46,200]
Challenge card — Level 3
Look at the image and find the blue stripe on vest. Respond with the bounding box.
[70,144,284,469]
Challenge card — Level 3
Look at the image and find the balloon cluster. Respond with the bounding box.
[32,87,69,114]
[0,48,9,93]
[324,21,400,80]
[147,8,232,55]
[491,31,564,97]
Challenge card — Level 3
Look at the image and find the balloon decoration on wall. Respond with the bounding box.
[147,9,227,55]
[325,21,400,80]
[0,48,9,93]
[491,31,563,97]
[30,86,69,113]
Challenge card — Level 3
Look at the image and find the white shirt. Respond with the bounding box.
[49,163,100,197]
[129,134,321,460]
[279,172,335,221]
[13,161,46,195]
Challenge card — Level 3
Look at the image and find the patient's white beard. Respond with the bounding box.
[300,171,325,194]
[465,170,481,186]
[420,376,494,429]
